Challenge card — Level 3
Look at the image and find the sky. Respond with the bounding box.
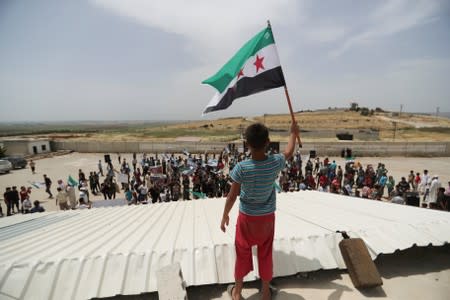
[0,0,449,122]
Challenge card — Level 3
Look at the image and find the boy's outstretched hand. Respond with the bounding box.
[220,215,229,232]
[284,121,300,159]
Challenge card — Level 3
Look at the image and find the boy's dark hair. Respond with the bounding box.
[245,123,269,150]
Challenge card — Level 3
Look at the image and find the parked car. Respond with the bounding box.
[0,159,12,174]
[3,156,28,169]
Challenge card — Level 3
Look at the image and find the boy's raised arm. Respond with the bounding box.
[283,121,299,159]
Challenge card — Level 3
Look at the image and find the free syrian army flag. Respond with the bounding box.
[202,25,285,114]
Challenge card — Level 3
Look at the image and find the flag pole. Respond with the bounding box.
[267,20,302,148]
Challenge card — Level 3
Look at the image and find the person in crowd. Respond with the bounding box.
[79,185,90,204]
[30,200,45,213]
[78,169,86,183]
[436,187,447,211]
[397,177,410,197]
[78,198,91,209]
[66,184,78,209]
[445,181,450,197]
[414,172,421,192]
[43,174,53,198]
[56,187,70,210]
[377,172,387,198]
[408,170,415,191]
[125,187,135,205]
[22,196,32,213]
[57,179,66,191]
[19,186,30,213]
[3,187,12,216]
[428,175,441,209]
[29,159,36,174]
[10,186,20,214]
[420,169,431,203]
[386,175,395,198]
[98,160,104,176]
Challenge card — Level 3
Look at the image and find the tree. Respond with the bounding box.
[350,102,359,111]
[360,107,370,116]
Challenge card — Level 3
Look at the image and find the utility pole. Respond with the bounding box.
[399,104,403,116]
[238,124,244,139]
[436,107,440,117]
[393,121,397,141]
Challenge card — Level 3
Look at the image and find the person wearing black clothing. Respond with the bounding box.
[30,200,45,213]
[78,169,86,182]
[397,177,410,196]
[3,187,13,216]
[43,174,53,198]
[89,172,96,194]
[10,186,20,214]
[182,175,190,200]
[149,186,160,203]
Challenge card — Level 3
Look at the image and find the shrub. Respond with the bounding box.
[360,107,370,116]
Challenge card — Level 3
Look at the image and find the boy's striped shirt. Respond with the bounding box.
[230,153,285,215]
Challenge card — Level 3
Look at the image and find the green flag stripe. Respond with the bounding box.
[202,27,275,93]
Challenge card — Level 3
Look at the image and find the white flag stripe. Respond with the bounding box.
[202,44,282,115]
[240,44,281,78]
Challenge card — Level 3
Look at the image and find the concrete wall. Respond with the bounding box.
[297,129,379,140]
[293,141,450,157]
[2,140,52,156]
[51,140,450,157]
[2,141,29,156]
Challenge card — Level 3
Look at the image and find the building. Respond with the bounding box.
[0,138,51,156]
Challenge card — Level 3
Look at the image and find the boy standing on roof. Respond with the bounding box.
[221,122,299,300]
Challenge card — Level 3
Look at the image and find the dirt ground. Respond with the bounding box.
[0,152,449,213]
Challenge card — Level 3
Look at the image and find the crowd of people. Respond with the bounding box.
[1,147,449,217]
[278,155,449,210]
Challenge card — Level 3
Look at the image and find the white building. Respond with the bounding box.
[0,138,51,156]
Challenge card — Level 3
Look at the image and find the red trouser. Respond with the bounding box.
[234,212,275,281]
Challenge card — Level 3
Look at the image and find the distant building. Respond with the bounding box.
[0,138,51,156]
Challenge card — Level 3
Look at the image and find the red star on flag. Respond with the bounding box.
[254,55,265,73]
[237,69,244,79]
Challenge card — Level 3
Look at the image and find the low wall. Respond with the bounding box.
[51,140,450,157]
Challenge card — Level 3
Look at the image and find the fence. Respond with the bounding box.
[51,140,450,157]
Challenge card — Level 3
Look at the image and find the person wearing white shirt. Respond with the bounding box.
[428,175,441,207]
[22,197,32,213]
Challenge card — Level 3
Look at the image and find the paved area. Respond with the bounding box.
[1,152,449,212]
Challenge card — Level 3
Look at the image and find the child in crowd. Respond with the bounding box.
[221,122,299,300]
[78,198,91,209]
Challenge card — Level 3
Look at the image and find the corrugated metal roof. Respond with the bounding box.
[0,191,449,300]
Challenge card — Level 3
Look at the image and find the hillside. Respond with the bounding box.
[2,110,450,142]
